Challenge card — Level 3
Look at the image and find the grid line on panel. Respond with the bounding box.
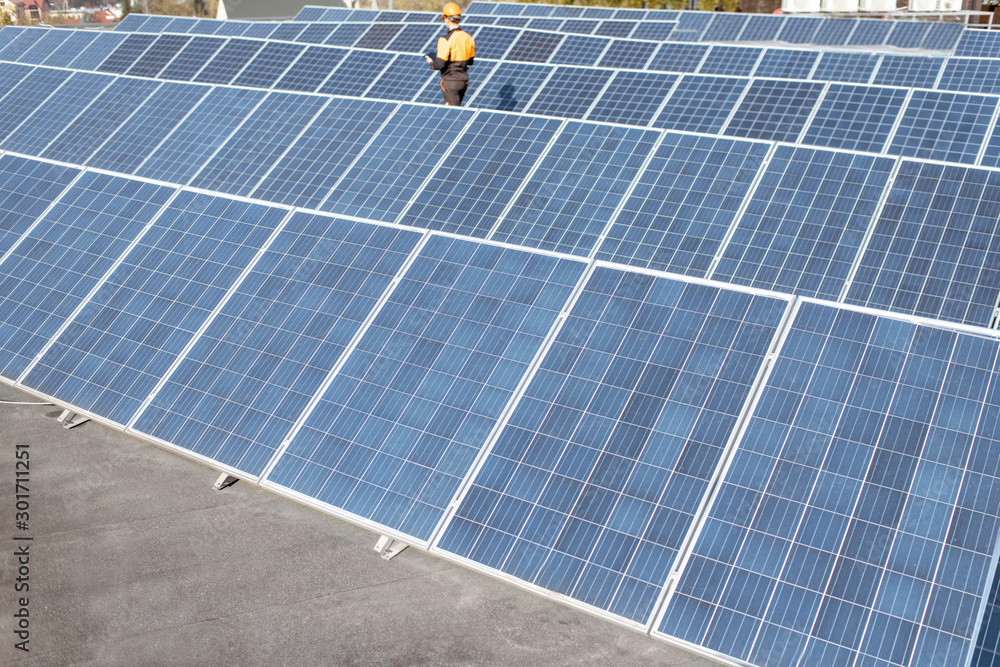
[272,45,348,93]
[724,79,824,144]
[133,215,423,478]
[265,235,587,544]
[800,84,908,155]
[438,267,791,625]
[594,133,770,278]
[158,36,226,82]
[653,75,749,136]
[888,90,997,165]
[0,172,175,382]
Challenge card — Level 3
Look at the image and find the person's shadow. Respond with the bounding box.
[496,83,517,112]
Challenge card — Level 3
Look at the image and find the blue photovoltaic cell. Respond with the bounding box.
[698,46,761,78]
[700,14,749,43]
[473,26,520,60]
[812,18,856,47]
[17,29,71,65]
[467,62,551,113]
[872,55,942,89]
[1,72,114,157]
[134,214,423,476]
[135,15,173,33]
[661,301,1000,667]
[296,23,339,45]
[595,133,769,276]
[801,84,907,154]
[266,235,586,543]
[87,82,211,175]
[162,17,199,33]
[356,24,406,50]
[491,122,659,256]
[67,32,129,71]
[597,40,657,70]
[754,49,818,80]
[725,79,824,143]
[631,22,676,41]
[885,21,930,49]
[653,75,748,135]
[938,59,1000,95]
[847,19,893,47]
[321,105,473,223]
[582,7,615,17]
[158,36,225,81]
[42,77,160,166]
[98,33,156,74]
[295,6,326,21]
[846,161,1000,327]
[560,19,598,34]
[713,148,895,301]
[40,31,99,68]
[365,54,436,101]
[811,52,877,84]
[251,97,397,211]
[507,31,564,63]
[187,19,226,35]
[0,28,45,61]
[0,154,78,258]
[241,22,279,39]
[347,9,379,21]
[114,14,147,30]
[439,270,789,624]
[554,6,585,17]
[190,92,329,197]
[125,34,192,79]
[594,21,634,39]
[273,46,348,93]
[922,22,963,51]
[523,4,557,16]
[587,71,677,127]
[775,16,823,44]
[0,173,173,380]
[495,17,529,27]
[194,39,265,85]
[318,50,396,97]
[0,62,33,101]
[232,42,306,89]
[388,24,441,52]
[0,67,72,143]
[136,86,266,185]
[269,22,308,42]
[400,112,563,237]
[740,15,785,42]
[548,35,610,67]
[526,66,613,119]
[887,90,995,165]
[646,43,708,74]
[22,192,287,428]
[324,23,368,47]
[465,16,498,26]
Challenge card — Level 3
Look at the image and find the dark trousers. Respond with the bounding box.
[441,77,468,106]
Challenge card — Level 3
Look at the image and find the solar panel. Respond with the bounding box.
[801,84,907,154]
[548,35,611,67]
[42,77,160,166]
[135,15,174,33]
[439,270,790,624]
[250,97,397,210]
[811,17,856,46]
[492,2,524,15]
[399,112,562,237]
[646,43,709,74]
[975,571,1000,667]
[1,71,114,158]
[324,23,369,47]
[491,122,659,256]
[846,160,1000,327]
[0,155,78,258]
[561,19,599,35]
[294,6,326,21]
[466,62,552,113]
[356,23,406,50]
[163,17,200,33]
[753,49,818,80]
[595,133,769,276]
[506,31,564,63]
[125,34,192,79]
[586,71,678,127]
[659,300,1000,666]
[0,172,173,380]
[195,38,270,85]
[265,235,587,543]
[0,67,72,143]
[321,105,474,223]
[884,21,931,50]
[938,59,1000,95]
[811,52,877,84]
[631,21,676,41]
[525,66,613,120]
[922,22,963,51]
[846,18,893,47]
[39,31,99,68]
[597,40,657,70]
[871,54,943,89]
[190,92,328,197]
[472,26,520,60]
[387,24,441,53]
[522,4,557,16]
[229,42,305,89]
[712,148,895,301]
[67,32,129,71]
[114,14,147,31]
[740,15,786,42]
[365,54,437,101]
[495,17,530,28]
[701,14,749,43]
[554,6,586,17]
[698,46,761,77]
[0,27,45,61]
[87,82,211,175]
[320,7,353,21]
[582,7,616,18]
[296,23,339,45]
[775,16,823,44]
[594,21,633,39]
[0,62,33,100]
[188,18,226,36]
[317,50,396,97]
[21,191,288,428]
[887,90,996,165]
[157,36,225,81]
[17,29,71,65]
[273,45,348,92]
[136,86,266,185]
[653,75,749,135]
[98,33,157,74]
[724,79,824,144]
[270,22,309,42]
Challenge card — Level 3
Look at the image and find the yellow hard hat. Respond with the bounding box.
[442,2,461,18]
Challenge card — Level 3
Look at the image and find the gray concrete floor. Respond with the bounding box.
[0,382,722,666]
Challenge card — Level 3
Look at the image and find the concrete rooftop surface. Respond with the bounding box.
[0,381,721,666]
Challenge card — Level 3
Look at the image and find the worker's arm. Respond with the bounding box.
[426,36,451,70]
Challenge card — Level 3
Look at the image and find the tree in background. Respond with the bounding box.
[122,0,131,18]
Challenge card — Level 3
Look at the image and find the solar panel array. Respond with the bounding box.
[3,7,1000,667]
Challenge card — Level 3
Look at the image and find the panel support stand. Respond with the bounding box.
[213,473,239,491]
[374,535,408,560]
[56,409,89,430]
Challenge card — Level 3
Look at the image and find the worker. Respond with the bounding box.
[424,3,475,106]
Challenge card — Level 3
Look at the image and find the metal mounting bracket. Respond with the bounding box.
[374,535,408,560]
[57,409,89,429]
[213,473,239,491]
